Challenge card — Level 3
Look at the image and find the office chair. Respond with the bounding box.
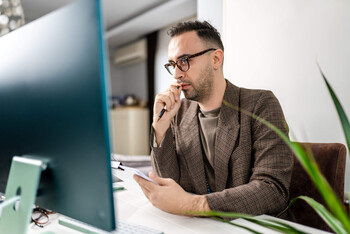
[289,142,347,232]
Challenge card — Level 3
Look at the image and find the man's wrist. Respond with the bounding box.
[152,132,165,147]
[152,125,166,147]
[185,195,210,214]
[195,195,211,212]
[155,133,165,147]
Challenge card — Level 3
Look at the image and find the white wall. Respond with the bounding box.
[197,0,223,35]
[155,26,172,95]
[223,0,350,194]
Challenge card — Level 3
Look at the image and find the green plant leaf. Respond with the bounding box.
[280,196,346,233]
[223,100,350,233]
[318,64,350,152]
[211,217,261,234]
[191,210,307,233]
[242,218,306,234]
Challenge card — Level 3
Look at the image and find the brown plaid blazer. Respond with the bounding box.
[151,80,293,215]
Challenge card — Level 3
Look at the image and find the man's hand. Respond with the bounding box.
[134,172,210,215]
[152,84,182,146]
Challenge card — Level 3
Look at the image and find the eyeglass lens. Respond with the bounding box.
[166,57,188,75]
[164,48,216,75]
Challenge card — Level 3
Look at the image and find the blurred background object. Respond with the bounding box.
[110,107,149,155]
[0,0,25,36]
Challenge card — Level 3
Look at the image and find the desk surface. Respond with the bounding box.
[27,184,330,234]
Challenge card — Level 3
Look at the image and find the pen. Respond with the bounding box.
[158,86,180,119]
[158,106,167,119]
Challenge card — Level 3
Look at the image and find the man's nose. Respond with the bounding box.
[173,66,184,80]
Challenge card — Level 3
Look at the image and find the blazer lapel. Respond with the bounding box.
[178,102,208,194]
[214,82,241,192]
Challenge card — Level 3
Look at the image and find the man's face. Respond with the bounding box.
[167,31,214,103]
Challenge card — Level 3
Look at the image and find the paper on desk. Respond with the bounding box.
[112,164,157,194]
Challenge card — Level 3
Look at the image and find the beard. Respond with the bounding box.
[183,64,214,103]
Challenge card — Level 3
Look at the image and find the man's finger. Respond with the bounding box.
[138,185,151,200]
[134,174,156,191]
[169,84,182,101]
[149,172,168,186]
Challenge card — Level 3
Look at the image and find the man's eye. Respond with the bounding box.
[179,58,188,65]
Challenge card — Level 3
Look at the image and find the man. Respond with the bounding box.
[134,20,293,217]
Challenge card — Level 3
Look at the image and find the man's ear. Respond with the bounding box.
[212,49,224,70]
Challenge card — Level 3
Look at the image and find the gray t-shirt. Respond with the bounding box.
[198,107,220,193]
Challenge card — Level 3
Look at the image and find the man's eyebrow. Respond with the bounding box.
[168,53,191,62]
[177,54,190,59]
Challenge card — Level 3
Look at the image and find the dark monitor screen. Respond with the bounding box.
[0,0,115,231]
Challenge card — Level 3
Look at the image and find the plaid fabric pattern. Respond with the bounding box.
[151,80,293,216]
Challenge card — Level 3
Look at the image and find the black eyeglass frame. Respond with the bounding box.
[31,206,56,228]
[164,48,217,75]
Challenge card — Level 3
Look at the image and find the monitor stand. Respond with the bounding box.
[0,156,111,234]
[0,156,49,234]
[0,156,116,234]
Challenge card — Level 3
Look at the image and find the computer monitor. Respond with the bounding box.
[0,0,115,231]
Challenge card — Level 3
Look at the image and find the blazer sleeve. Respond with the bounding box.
[150,123,180,183]
[205,91,293,216]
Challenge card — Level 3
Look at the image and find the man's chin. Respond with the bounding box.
[184,92,199,102]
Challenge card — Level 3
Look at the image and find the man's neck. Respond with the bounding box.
[198,77,226,111]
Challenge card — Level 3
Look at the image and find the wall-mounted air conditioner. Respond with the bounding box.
[113,38,147,67]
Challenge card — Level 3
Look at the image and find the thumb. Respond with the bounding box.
[149,171,167,186]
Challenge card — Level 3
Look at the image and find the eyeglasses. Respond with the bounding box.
[31,206,55,228]
[164,48,217,75]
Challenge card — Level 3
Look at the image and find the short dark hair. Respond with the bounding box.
[167,20,224,51]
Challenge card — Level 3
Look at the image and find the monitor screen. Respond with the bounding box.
[0,0,115,231]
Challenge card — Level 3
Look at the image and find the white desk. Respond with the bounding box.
[28,185,330,234]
